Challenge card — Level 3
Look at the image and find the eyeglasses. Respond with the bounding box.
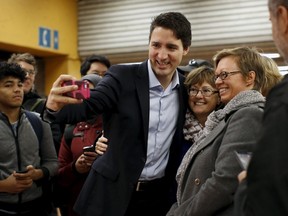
[188,87,219,97]
[214,70,241,81]
[22,68,36,76]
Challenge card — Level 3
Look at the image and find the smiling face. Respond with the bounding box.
[149,27,189,88]
[215,56,254,104]
[188,81,219,120]
[0,76,24,112]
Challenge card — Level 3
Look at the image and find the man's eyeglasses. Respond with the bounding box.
[22,69,36,76]
[188,87,219,97]
[214,70,241,81]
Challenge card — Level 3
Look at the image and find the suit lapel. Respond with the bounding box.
[135,61,150,150]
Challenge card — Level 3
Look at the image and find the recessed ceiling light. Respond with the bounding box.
[260,53,281,59]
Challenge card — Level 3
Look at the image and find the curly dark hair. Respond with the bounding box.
[0,62,26,82]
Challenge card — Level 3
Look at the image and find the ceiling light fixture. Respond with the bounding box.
[260,53,281,59]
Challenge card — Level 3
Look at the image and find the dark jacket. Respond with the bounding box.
[24,90,64,154]
[56,116,102,216]
[23,90,45,113]
[44,60,188,216]
[235,74,288,216]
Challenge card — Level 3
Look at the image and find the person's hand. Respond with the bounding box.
[96,135,108,155]
[25,165,44,181]
[46,74,83,111]
[13,165,43,181]
[75,152,98,174]
[1,172,34,193]
[238,170,247,183]
[75,155,90,173]
[83,151,98,166]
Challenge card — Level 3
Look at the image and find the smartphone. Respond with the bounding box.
[61,80,90,99]
[235,151,252,170]
[16,170,28,174]
[83,145,95,154]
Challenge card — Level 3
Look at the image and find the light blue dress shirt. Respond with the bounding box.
[140,60,180,180]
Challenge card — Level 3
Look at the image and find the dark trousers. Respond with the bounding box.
[0,210,48,216]
[125,178,172,216]
[0,198,49,216]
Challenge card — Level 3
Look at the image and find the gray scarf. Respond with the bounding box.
[176,90,265,205]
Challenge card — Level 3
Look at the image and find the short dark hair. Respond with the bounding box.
[80,54,111,76]
[149,12,192,50]
[0,62,26,82]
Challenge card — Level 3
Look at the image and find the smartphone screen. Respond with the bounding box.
[16,170,28,174]
[83,145,95,153]
[235,151,252,170]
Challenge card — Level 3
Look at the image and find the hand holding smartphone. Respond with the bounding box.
[83,145,95,155]
[16,170,28,174]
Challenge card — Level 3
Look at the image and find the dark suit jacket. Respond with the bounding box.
[234,74,288,216]
[48,60,188,216]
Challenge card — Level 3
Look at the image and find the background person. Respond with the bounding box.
[260,55,283,97]
[167,46,265,216]
[7,53,44,112]
[80,54,111,77]
[55,74,105,216]
[0,62,58,216]
[7,53,63,216]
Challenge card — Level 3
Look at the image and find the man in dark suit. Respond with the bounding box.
[234,0,288,215]
[42,12,191,216]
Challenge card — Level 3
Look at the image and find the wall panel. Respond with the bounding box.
[78,0,275,64]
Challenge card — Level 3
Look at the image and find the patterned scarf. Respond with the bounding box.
[183,110,204,142]
[176,90,265,204]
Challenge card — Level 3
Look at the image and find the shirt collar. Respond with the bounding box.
[147,60,180,90]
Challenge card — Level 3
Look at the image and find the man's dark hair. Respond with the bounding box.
[149,12,192,50]
[80,54,111,76]
[0,62,26,82]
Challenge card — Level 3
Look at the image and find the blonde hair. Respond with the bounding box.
[213,46,265,91]
[261,56,283,96]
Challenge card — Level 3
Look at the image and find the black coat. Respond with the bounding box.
[235,74,288,215]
